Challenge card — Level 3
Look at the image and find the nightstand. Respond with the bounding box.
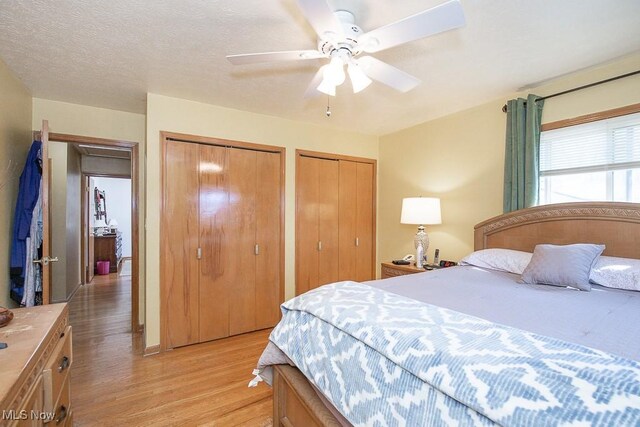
[381,262,426,279]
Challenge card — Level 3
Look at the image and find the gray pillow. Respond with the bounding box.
[520,244,605,291]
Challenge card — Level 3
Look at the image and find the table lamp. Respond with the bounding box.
[400,197,442,267]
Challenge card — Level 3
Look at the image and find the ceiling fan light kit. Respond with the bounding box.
[227,0,465,101]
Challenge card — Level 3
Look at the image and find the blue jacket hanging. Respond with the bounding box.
[10,141,42,304]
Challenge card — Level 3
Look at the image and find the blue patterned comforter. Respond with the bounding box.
[268,281,640,426]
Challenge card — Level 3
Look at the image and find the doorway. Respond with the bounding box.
[40,130,141,333]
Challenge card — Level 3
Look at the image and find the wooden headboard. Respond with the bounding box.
[474,202,640,259]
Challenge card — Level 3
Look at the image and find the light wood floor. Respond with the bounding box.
[69,273,273,426]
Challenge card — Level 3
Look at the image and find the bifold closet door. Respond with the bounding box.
[355,162,374,281]
[198,144,229,342]
[338,160,375,282]
[163,140,200,348]
[296,156,320,295]
[228,148,258,336]
[255,151,282,330]
[338,161,357,280]
[296,156,339,294]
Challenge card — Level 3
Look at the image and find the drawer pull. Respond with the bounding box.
[56,405,67,424]
[58,356,70,373]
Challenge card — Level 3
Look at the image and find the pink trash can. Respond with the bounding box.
[96,261,110,275]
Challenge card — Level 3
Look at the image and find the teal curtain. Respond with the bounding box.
[503,94,544,213]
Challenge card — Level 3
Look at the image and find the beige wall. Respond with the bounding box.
[66,146,82,299]
[379,53,640,264]
[32,98,146,323]
[0,59,32,308]
[145,93,379,348]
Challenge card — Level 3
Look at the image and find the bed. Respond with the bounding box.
[256,202,640,426]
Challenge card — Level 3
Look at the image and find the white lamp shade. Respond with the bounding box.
[94,218,108,228]
[400,197,442,225]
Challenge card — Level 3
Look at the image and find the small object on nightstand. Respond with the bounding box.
[392,259,411,265]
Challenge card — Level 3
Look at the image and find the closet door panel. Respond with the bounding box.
[296,156,320,295]
[356,162,375,282]
[228,148,258,336]
[198,144,229,342]
[317,159,339,287]
[255,151,282,329]
[338,160,357,281]
[163,140,200,348]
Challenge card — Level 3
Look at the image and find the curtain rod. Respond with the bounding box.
[501,69,640,113]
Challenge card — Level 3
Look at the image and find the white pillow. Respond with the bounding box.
[459,248,532,275]
[590,256,640,291]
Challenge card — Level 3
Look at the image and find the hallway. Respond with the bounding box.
[68,273,273,426]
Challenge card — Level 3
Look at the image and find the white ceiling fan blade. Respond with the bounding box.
[358,56,421,93]
[296,0,345,40]
[358,0,465,53]
[304,67,326,98]
[226,50,324,65]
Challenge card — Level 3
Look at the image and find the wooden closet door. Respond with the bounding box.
[296,156,320,294]
[255,151,282,329]
[198,144,229,342]
[317,159,339,287]
[355,162,375,282]
[163,140,200,348]
[338,160,357,281]
[228,148,258,336]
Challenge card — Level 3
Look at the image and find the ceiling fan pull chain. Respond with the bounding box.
[326,95,332,118]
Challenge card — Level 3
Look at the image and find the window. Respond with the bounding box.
[539,112,640,204]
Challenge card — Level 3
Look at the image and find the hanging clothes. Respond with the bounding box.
[10,141,42,305]
[22,188,43,307]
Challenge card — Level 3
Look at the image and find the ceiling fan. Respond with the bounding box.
[226,0,465,97]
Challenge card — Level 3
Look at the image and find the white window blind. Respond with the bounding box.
[540,112,640,175]
[539,112,640,204]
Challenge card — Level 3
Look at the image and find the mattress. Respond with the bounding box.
[368,266,640,362]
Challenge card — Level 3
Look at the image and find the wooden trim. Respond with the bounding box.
[40,132,137,149]
[159,132,286,352]
[541,102,640,132]
[474,202,640,258]
[47,132,141,334]
[273,365,342,427]
[161,131,284,153]
[294,150,377,296]
[296,149,377,165]
[143,344,160,357]
[40,121,50,305]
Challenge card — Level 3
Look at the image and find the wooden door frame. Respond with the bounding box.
[82,171,132,283]
[37,131,141,333]
[295,150,377,295]
[160,131,286,352]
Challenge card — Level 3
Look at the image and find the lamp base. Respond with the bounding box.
[414,225,430,267]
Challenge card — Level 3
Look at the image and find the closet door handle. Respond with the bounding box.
[318,241,322,251]
[355,237,359,247]
[255,244,260,255]
[197,248,202,260]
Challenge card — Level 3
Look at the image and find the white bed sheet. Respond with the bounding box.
[368,265,640,362]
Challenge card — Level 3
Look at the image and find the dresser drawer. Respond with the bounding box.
[42,326,72,414]
[49,377,71,426]
[9,376,44,427]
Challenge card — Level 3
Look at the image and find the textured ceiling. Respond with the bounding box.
[1,0,639,135]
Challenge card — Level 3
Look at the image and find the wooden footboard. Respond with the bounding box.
[273,365,342,427]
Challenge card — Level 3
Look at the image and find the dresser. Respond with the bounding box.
[94,232,122,273]
[0,304,72,426]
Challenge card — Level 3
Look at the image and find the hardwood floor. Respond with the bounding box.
[69,273,273,426]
